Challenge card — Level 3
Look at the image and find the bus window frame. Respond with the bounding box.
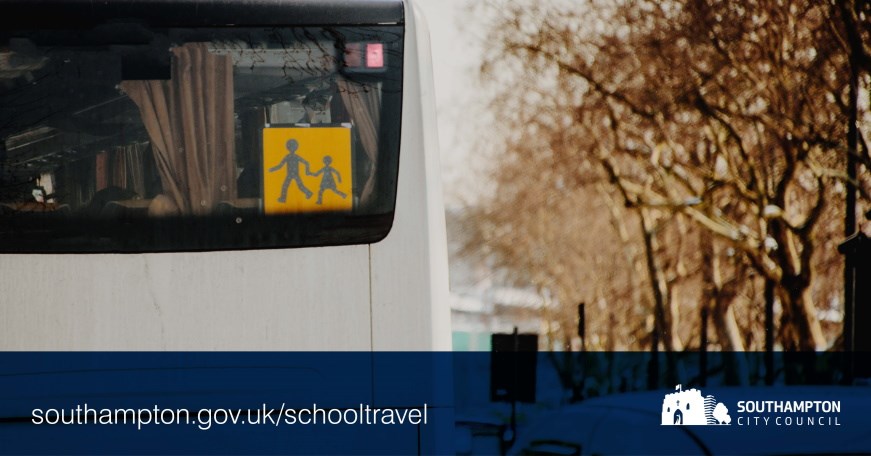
[0,20,405,253]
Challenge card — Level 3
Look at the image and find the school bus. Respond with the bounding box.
[0,0,450,351]
[0,1,451,452]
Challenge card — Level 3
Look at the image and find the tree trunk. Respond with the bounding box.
[778,281,826,351]
[639,210,679,388]
[768,219,826,351]
[703,238,749,384]
[640,211,680,352]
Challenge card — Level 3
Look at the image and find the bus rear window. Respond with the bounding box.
[0,26,403,252]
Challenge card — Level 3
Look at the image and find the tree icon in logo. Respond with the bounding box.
[712,402,731,425]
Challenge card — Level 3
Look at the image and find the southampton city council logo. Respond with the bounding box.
[661,384,731,425]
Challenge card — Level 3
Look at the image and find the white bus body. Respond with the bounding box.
[0,0,449,352]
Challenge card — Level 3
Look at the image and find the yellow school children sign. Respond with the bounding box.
[262,127,353,214]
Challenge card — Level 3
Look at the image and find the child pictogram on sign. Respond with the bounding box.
[269,138,313,202]
[312,155,348,205]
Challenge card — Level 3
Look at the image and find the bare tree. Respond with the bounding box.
[468,0,868,352]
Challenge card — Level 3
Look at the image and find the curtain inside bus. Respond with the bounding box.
[337,78,381,203]
[120,43,237,215]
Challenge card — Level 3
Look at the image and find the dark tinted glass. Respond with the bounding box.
[0,25,403,252]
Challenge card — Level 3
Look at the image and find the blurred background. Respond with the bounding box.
[417,0,871,354]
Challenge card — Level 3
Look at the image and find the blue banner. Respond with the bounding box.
[0,352,868,454]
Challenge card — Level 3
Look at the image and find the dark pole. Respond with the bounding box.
[509,326,518,450]
[578,303,586,401]
[843,0,859,239]
[842,1,860,382]
[765,280,775,385]
[700,306,708,387]
[649,319,659,390]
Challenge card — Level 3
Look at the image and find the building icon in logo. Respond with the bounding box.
[661,385,730,425]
